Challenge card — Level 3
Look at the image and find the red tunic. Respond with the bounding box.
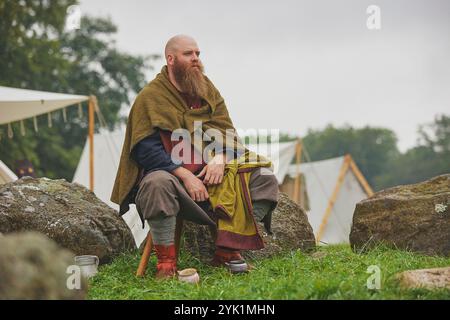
[159,92,206,174]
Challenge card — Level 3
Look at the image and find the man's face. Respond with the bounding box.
[174,48,202,71]
[170,40,204,77]
[169,39,207,97]
[168,37,203,69]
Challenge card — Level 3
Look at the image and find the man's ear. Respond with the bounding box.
[167,54,174,66]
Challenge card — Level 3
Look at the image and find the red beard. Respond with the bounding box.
[173,58,208,98]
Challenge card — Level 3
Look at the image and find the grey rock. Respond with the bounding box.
[350,174,450,256]
[396,267,450,290]
[0,232,87,299]
[0,177,136,264]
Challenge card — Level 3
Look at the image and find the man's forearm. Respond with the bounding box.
[171,166,195,182]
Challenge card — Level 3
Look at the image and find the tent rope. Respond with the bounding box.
[7,123,13,138]
[62,107,68,123]
[33,116,38,132]
[47,112,52,128]
[94,104,120,170]
[20,120,26,136]
[78,103,83,119]
[95,106,120,155]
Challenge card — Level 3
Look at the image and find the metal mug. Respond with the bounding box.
[225,259,248,273]
[74,255,99,278]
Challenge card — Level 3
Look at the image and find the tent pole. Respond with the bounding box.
[88,95,96,192]
[293,139,302,204]
[315,154,351,244]
[348,155,374,197]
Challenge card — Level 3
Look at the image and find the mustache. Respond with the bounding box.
[190,62,204,72]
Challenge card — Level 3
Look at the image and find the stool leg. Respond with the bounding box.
[136,230,153,277]
[174,218,184,260]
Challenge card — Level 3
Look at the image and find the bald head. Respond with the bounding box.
[164,35,199,61]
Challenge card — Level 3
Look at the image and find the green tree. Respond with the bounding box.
[0,1,158,180]
[0,0,75,89]
[374,114,450,188]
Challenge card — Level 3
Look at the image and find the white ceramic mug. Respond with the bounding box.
[178,268,200,284]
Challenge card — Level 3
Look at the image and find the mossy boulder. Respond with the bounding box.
[0,177,136,264]
[396,267,450,290]
[182,192,316,262]
[0,232,87,299]
[350,174,450,256]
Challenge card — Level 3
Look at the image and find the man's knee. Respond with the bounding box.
[251,167,277,184]
[249,167,279,204]
[259,169,278,186]
[142,170,177,186]
[138,170,178,196]
[135,170,181,218]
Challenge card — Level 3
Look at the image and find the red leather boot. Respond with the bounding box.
[154,244,177,279]
[211,246,244,267]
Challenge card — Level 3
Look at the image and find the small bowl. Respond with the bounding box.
[225,259,248,273]
[177,268,200,284]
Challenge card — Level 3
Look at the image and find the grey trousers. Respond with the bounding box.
[135,167,279,245]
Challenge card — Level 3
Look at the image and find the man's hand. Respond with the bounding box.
[172,167,209,202]
[183,174,209,202]
[196,153,227,186]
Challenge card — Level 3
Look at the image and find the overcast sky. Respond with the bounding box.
[79,0,450,152]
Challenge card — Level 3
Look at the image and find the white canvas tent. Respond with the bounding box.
[0,160,17,184]
[73,128,149,247]
[286,155,373,244]
[0,85,91,182]
[1,85,98,190]
[0,86,89,125]
[247,141,373,244]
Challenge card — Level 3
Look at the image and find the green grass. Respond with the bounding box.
[87,245,450,300]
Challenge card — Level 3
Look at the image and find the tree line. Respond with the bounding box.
[300,115,449,191]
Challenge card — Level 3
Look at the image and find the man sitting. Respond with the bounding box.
[111,35,279,279]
